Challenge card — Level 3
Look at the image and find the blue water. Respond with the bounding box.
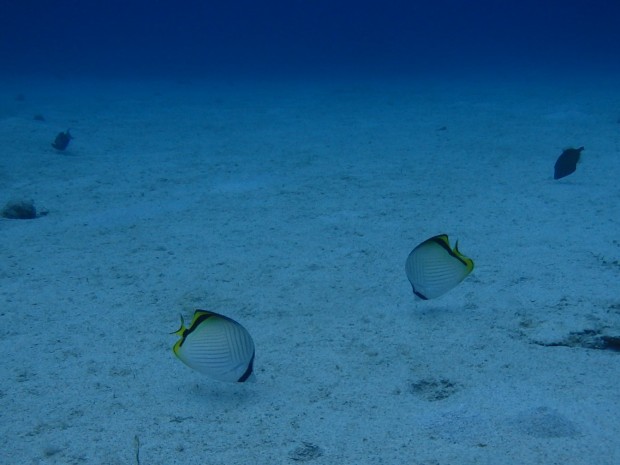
[2,0,619,78]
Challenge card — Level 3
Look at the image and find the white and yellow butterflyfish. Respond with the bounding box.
[172,309,256,382]
[405,234,474,300]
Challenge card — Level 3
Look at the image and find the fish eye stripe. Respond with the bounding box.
[430,236,452,253]
[177,313,216,347]
[187,313,215,332]
[429,236,469,266]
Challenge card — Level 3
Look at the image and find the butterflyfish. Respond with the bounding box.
[405,234,474,300]
[172,309,255,382]
[554,146,583,180]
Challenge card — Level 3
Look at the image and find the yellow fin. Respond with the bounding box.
[171,314,188,357]
[171,314,186,336]
[453,240,474,271]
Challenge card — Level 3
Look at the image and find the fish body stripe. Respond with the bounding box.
[238,352,255,382]
[413,289,429,300]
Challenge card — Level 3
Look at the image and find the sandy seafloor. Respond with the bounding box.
[1,72,619,465]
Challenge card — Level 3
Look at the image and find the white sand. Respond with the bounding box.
[1,72,619,465]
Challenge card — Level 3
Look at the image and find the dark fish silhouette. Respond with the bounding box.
[52,129,72,151]
[554,146,584,180]
[2,200,37,219]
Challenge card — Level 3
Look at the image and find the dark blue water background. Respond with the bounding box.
[1,0,619,79]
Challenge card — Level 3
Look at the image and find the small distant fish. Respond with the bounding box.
[554,146,584,180]
[51,129,72,151]
[172,309,255,382]
[405,234,474,300]
[1,199,37,219]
